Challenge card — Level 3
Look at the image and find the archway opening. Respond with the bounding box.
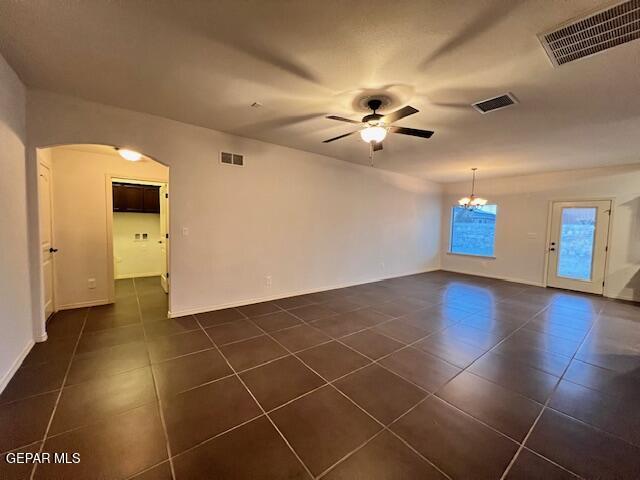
[35,144,170,336]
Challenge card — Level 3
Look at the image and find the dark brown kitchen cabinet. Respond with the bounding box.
[113,183,160,213]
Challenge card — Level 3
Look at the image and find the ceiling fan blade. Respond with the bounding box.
[382,105,419,124]
[322,130,359,143]
[389,126,434,139]
[326,115,361,124]
[373,142,383,152]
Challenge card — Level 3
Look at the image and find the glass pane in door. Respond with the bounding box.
[557,207,597,281]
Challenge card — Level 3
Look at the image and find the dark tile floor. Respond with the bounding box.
[1,272,640,479]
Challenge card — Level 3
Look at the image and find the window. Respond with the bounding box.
[449,205,497,257]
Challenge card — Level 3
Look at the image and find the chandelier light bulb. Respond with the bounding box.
[458,168,488,209]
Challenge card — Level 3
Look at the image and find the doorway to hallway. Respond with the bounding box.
[110,179,170,294]
[35,144,170,335]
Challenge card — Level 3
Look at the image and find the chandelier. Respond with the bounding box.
[458,168,488,209]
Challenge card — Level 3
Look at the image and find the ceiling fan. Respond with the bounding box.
[322,99,434,152]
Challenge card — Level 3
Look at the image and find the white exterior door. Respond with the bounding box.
[39,161,56,319]
[547,200,611,295]
[159,183,169,293]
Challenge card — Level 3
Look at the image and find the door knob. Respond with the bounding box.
[49,247,58,253]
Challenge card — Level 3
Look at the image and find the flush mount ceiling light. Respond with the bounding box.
[458,168,488,209]
[116,148,142,161]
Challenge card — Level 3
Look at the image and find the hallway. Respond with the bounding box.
[1,273,640,479]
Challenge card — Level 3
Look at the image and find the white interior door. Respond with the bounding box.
[39,162,56,319]
[547,200,611,294]
[159,183,169,293]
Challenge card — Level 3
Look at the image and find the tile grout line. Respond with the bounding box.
[314,430,387,479]
[22,275,625,478]
[376,302,566,458]
[245,312,453,480]
[349,296,611,479]
[310,299,588,478]
[192,314,317,480]
[29,306,90,480]
[161,290,614,478]
[160,409,266,471]
[288,305,543,425]
[132,277,177,480]
[497,305,605,480]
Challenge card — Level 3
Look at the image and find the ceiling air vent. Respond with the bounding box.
[472,93,518,114]
[539,0,640,67]
[220,151,244,166]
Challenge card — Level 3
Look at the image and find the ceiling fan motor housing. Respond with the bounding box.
[367,99,383,111]
[362,113,383,125]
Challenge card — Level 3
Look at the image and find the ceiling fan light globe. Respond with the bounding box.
[458,197,471,206]
[360,126,387,144]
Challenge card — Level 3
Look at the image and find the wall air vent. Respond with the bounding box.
[539,0,640,67]
[220,151,244,166]
[471,93,518,114]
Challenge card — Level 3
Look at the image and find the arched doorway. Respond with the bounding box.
[34,144,170,339]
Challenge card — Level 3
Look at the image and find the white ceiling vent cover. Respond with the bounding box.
[539,0,640,67]
[472,93,518,114]
[220,151,244,166]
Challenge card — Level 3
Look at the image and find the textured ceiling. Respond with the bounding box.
[1,0,639,182]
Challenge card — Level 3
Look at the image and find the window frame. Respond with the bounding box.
[448,204,498,259]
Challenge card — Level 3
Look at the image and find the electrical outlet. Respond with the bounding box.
[88,278,96,290]
[265,275,272,287]
[182,227,189,236]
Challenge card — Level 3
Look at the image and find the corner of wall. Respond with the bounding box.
[0,339,34,394]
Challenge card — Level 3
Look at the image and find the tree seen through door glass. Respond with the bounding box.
[557,207,596,281]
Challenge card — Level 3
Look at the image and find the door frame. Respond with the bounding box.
[159,183,170,294]
[105,174,170,307]
[542,197,615,296]
[37,153,57,322]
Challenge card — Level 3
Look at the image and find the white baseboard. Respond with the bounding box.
[169,266,440,318]
[0,339,35,394]
[34,331,48,342]
[604,291,639,302]
[115,272,161,280]
[439,267,544,287]
[57,299,112,310]
[441,267,640,302]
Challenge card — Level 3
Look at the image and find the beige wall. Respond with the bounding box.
[441,165,640,301]
[28,91,442,329]
[113,212,163,279]
[49,147,168,308]
[0,54,32,391]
